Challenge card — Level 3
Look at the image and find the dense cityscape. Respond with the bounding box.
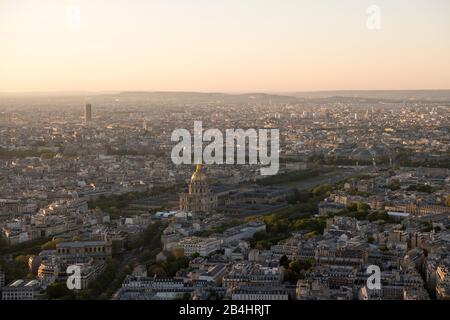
[0,91,449,300]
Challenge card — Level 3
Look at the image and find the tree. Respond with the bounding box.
[171,248,185,259]
[131,222,164,249]
[388,179,401,191]
[421,222,433,233]
[367,211,390,222]
[149,265,167,277]
[287,189,301,204]
[162,254,189,276]
[175,293,191,300]
[41,238,63,250]
[312,184,332,197]
[14,254,31,276]
[282,258,313,284]
[283,269,301,283]
[280,255,290,268]
[289,259,313,274]
[252,231,269,242]
[357,202,370,212]
[191,252,200,259]
[288,260,300,273]
[0,236,8,251]
[46,282,75,300]
[355,209,369,221]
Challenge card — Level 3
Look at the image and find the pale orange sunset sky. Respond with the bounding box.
[0,0,449,93]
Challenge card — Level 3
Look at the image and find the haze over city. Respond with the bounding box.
[1,0,450,93]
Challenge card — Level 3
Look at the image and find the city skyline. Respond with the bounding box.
[1,0,449,307]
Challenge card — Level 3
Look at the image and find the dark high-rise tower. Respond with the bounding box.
[143,118,149,131]
[85,103,92,123]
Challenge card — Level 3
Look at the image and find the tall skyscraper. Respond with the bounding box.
[85,103,92,123]
[143,118,149,131]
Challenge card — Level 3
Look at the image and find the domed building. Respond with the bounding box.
[179,164,218,214]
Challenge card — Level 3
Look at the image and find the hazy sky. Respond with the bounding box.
[1,0,449,92]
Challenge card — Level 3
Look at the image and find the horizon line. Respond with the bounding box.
[2,88,450,96]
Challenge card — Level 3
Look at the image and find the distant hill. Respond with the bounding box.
[287,90,450,101]
[1,90,449,104]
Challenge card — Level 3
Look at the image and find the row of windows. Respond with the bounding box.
[2,292,35,300]
[58,246,106,254]
[233,294,287,300]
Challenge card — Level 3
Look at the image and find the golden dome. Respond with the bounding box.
[190,164,207,183]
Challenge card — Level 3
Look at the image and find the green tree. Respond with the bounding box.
[312,184,332,197]
[171,248,185,259]
[46,282,75,300]
[148,265,167,277]
[148,252,189,277]
[0,236,8,251]
[191,252,200,259]
[283,269,301,283]
[388,179,401,191]
[41,238,63,250]
[289,259,313,274]
[357,202,370,212]
[279,255,290,268]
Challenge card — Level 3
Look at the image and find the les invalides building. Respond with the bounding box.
[179,164,218,214]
